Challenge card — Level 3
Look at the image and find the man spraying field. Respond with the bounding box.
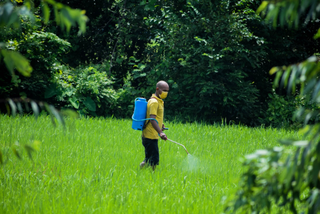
[140,81,169,170]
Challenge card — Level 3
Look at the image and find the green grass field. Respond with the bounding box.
[0,115,300,213]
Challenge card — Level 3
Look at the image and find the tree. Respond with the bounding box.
[2,0,318,124]
[0,0,88,80]
[0,0,89,108]
[226,0,320,213]
[0,0,87,164]
[129,0,317,125]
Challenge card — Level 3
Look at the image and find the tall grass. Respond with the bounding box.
[0,115,300,213]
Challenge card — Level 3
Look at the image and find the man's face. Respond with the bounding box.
[157,84,169,95]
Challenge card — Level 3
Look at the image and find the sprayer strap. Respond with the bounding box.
[143,97,158,130]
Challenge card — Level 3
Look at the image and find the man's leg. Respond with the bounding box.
[146,138,159,169]
[140,137,147,168]
[141,137,159,169]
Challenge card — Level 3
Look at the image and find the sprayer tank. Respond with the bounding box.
[132,97,148,130]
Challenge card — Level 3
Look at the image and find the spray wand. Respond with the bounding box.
[162,128,190,154]
[166,138,189,155]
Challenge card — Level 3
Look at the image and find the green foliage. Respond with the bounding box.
[259,92,317,128]
[257,0,320,29]
[0,0,86,163]
[41,0,88,34]
[51,65,119,116]
[0,1,34,29]
[227,0,320,213]
[1,26,72,99]
[1,49,32,77]
[68,0,312,125]
[0,0,88,78]
[262,93,299,128]
[260,91,320,128]
[7,29,72,71]
[44,0,269,123]
[2,0,319,125]
[135,0,266,124]
[3,97,75,125]
[0,97,79,163]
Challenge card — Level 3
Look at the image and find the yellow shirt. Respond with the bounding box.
[142,94,164,139]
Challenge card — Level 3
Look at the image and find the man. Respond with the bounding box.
[140,80,169,170]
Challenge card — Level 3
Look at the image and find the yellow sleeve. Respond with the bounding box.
[149,99,158,116]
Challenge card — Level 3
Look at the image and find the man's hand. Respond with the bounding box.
[149,115,167,140]
[159,132,167,140]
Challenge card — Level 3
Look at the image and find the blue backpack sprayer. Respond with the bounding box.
[131,98,157,130]
[132,97,189,154]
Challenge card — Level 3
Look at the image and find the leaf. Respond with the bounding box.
[269,66,278,75]
[84,97,96,111]
[245,153,258,160]
[274,70,283,88]
[44,103,56,127]
[307,55,317,62]
[116,57,124,64]
[49,105,65,126]
[0,2,20,28]
[1,50,32,77]
[304,78,316,95]
[255,150,270,155]
[60,8,73,33]
[7,99,17,117]
[17,102,23,115]
[256,1,269,14]
[45,84,57,98]
[282,140,309,147]
[279,139,295,145]
[313,29,320,39]
[288,66,297,94]
[52,4,88,35]
[30,101,39,119]
[308,189,320,207]
[273,147,283,152]
[69,97,80,109]
[42,3,50,24]
[281,67,292,88]
[60,109,79,118]
[312,80,320,102]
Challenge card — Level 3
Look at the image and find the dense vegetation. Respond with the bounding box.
[2,0,320,212]
[1,0,319,126]
[227,0,320,213]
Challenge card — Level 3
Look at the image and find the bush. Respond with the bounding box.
[49,64,134,117]
[0,21,71,100]
[260,92,320,128]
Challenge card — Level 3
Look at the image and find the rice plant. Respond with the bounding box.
[0,115,299,213]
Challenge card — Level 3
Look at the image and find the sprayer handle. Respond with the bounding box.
[163,128,169,130]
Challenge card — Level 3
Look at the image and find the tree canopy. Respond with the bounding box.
[1,0,318,126]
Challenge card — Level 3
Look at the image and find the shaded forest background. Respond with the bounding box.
[1,0,319,126]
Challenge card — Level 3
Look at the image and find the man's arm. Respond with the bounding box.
[150,114,167,140]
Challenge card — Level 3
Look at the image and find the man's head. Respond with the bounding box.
[156,81,169,99]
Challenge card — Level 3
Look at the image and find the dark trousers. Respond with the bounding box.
[142,137,159,166]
